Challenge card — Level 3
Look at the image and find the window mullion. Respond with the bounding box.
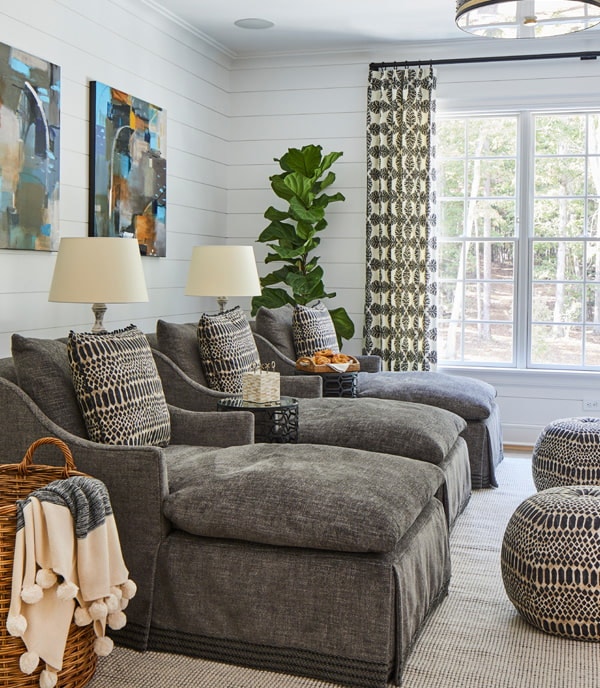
[516,112,533,369]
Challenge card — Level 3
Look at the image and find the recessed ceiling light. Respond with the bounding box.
[234,17,274,30]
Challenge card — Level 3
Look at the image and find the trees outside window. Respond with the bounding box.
[436,111,600,370]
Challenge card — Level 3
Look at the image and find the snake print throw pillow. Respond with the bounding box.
[292,302,339,358]
[68,325,171,447]
[197,306,261,394]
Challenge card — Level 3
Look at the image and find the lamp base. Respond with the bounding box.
[217,296,229,314]
[91,302,107,333]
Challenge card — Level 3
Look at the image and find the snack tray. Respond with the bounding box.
[295,355,360,373]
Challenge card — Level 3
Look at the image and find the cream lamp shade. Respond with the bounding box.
[456,0,600,38]
[48,237,149,332]
[185,245,261,313]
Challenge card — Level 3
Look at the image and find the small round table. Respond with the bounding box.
[295,371,358,398]
[217,396,299,443]
[532,417,600,490]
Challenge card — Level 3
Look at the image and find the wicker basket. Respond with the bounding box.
[242,369,280,404]
[0,437,98,688]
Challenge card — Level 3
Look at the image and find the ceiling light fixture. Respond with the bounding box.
[234,18,275,30]
[456,0,600,38]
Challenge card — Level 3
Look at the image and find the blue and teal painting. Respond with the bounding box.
[90,81,166,257]
[0,42,60,251]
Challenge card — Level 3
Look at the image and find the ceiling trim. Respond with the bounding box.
[137,0,238,58]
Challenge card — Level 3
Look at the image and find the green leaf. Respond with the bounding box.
[314,170,336,193]
[251,288,294,316]
[264,206,289,222]
[258,221,296,243]
[329,307,355,346]
[295,220,314,241]
[267,244,310,261]
[313,191,346,209]
[283,173,314,204]
[260,266,292,287]
[271,175,295,201]
[280,145,322,176]
[289,197,324,224]
[316,151,343,177]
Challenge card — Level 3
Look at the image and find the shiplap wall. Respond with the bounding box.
[2,1,600,445]
[0,0,232,357]
[228,34,600,445]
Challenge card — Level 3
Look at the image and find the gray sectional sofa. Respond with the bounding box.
[0,334,457,688]
[150,322,472,528]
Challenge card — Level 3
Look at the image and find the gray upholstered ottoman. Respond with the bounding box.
[501,486,600,641]
[532,417,600,490]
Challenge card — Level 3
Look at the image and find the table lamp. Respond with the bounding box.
[185,245,261,313]
[48,237,149,332]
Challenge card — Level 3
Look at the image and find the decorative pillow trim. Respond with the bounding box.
[292,302,339,358]
[197,307,261,394]
[68,325,171,447]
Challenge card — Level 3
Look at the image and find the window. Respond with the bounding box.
[436,111,600,371]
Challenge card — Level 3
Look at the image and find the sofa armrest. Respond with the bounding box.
[356,355,383,373]
[0,376,168,650]
[168,406,254,447]
[280,375,322,398]
[152,348,229,411]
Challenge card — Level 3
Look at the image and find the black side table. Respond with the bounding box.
[217,396,299,443]
[296,371,358,398]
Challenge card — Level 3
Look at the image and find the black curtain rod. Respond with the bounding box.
[369,50,600,70]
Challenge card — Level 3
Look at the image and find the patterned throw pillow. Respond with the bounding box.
[292,302,340,358]
[68,325,171,447]
[197,307,261,394]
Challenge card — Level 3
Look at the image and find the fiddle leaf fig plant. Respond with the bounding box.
[251,144,355,346]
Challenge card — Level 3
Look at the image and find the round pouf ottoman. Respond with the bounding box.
[532,417,600,491]
[501,486,600,641]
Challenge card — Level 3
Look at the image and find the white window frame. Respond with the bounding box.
[437,106,600,373]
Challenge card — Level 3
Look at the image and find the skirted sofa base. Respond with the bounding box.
[149,442,451,688]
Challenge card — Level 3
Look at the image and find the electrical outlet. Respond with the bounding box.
[583,399,600,411]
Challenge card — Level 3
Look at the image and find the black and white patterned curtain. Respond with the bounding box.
[364,66,437,371]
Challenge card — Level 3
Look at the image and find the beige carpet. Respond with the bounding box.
[87,457,600,688]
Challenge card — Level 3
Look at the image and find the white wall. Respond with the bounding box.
[228,34,600,446]
[0,0,232,356]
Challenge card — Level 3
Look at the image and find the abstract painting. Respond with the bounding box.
[0,42,60,251]
[89,81,166,257]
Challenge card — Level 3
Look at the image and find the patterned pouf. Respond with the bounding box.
[501,486,600,641]
[532,417,600,491]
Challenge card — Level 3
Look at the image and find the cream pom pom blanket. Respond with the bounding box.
[6,476,136,688]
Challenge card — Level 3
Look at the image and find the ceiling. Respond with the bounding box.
[146,0,469,56]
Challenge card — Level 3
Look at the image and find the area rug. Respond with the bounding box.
[87,457,600,688]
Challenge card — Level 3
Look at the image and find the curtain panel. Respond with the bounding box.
[364,66,438,371]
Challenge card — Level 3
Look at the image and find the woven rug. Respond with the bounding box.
[87,457,600,688]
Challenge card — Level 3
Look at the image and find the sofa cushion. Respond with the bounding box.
[297,397,466,465]
[357,371,496,421]
[162,443,444,553]
[68,325,171,446]
[156,320,207,386]
[292,302,339,358]
[254,305,296,361]
[11,334,88,437]
[197,307,260,394]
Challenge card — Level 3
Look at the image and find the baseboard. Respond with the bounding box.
[503,443,534,453]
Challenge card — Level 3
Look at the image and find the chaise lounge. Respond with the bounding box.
[150,319,472,528]
[251,304,504,489]
[0,330,453,688]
